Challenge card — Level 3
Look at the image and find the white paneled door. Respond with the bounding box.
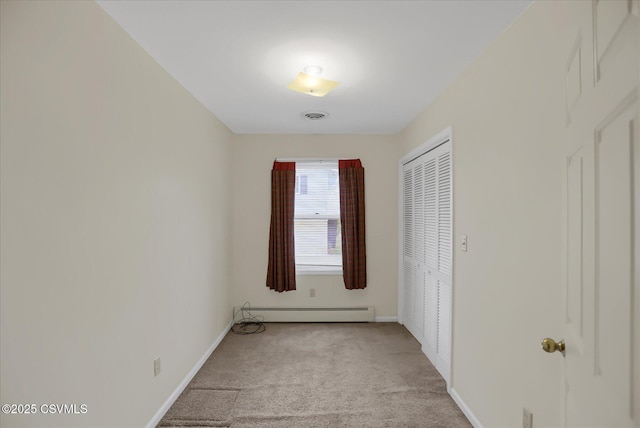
[402,136,452,384]
[561,1,638,426]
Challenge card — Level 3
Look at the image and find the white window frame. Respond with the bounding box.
[280,158,343,276]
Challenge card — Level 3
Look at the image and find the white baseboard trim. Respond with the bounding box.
[450,387,483,428]
[375,316,398,322]
[145,320,232,428]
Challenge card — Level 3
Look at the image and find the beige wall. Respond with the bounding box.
[400,1,582,426]
[0,2,232,427]
[231,134,398,318]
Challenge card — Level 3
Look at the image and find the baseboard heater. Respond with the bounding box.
[234,306,375,322]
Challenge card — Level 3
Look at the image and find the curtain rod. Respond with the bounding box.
[275,158,339,163]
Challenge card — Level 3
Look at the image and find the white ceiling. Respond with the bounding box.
[96,0,531,135]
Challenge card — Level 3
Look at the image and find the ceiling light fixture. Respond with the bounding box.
[287,65,339,97]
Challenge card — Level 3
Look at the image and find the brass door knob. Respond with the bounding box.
[541,338,565,353]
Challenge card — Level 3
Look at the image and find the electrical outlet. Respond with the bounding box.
[523,408,533,428]
[154,357,161,377]
[310,288,316,298]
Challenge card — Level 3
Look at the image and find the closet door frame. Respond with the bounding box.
[398,126,453,387]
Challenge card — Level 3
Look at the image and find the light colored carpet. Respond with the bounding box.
[158,323,471,427]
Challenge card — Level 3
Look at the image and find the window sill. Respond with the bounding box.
[296,266,343,276]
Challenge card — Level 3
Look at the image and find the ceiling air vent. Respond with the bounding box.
[301,110,329,121]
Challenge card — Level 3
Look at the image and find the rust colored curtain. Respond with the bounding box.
[339,159,367,289]
[266,161,296,292]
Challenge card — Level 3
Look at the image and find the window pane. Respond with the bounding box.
[294,164,339,217]
[294,219,342,266]
[294,160,341,269]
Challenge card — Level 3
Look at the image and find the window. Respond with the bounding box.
[295,174,308,195]
[294,161,342,274]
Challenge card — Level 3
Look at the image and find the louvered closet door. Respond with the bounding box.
[433,144,451,380]
[402,156,425,340]
[402,139,452,383]
[423,156,438,353]
[403,165,415,331]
